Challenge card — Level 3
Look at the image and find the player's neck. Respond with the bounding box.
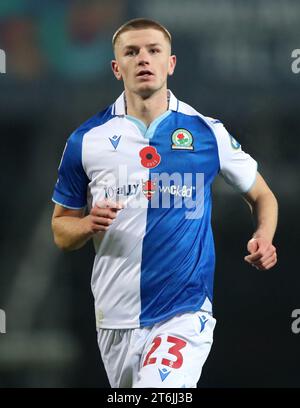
[124,88,169,127]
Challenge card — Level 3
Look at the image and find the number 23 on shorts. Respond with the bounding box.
[143,336,187,369]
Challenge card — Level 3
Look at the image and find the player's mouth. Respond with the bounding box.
[136,70,154,79]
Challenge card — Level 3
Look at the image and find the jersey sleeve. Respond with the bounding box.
[212,121,257,193]
[52,131,90,209]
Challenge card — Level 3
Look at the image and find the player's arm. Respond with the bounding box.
[242,172,278,270]
[52,200,123,251]
[52,131,122,251]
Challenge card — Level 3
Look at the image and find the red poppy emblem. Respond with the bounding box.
[139,146,161,168]
[142,180,156,200]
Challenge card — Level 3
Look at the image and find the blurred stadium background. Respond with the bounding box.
[0,0,299,387]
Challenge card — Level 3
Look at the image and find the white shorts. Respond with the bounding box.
[97,310,216,388]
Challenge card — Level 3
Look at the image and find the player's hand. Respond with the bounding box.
[83,199,124,234]
[244,237,277,270]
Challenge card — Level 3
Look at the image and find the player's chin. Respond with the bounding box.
[136,82,158,95]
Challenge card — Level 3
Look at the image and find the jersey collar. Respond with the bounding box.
[112,90,179,116]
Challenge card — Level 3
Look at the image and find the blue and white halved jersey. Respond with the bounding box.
[52,91,257,329]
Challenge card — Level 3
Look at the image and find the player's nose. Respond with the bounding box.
[137,48,150,65]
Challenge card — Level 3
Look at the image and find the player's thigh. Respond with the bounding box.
[97,328,136,388]
[133,311,216,388]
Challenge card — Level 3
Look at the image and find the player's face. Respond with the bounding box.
[112,29,176,98]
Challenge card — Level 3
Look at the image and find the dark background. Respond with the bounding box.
[0,0,299,387]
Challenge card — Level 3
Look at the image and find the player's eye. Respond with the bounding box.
[125,50,137,56]
[150,48,160,54]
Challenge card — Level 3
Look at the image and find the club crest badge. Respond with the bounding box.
[171,129,194,150]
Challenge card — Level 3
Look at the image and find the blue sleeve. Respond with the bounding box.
[52,130,90,209]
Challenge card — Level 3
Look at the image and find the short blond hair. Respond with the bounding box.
[112,18,172,50]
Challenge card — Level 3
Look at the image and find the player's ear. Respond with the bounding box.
[168,54,176,76]
[111,60,122,80]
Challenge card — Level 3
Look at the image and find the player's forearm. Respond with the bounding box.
[251,191,278,243]
[52,216,93,251]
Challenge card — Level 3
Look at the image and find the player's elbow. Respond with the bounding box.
[52,231,69,251]
[261,188,278,208]
[51,221,73,251]
[53,235,68,251]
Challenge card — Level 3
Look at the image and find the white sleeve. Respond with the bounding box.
[212,121,257,193]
